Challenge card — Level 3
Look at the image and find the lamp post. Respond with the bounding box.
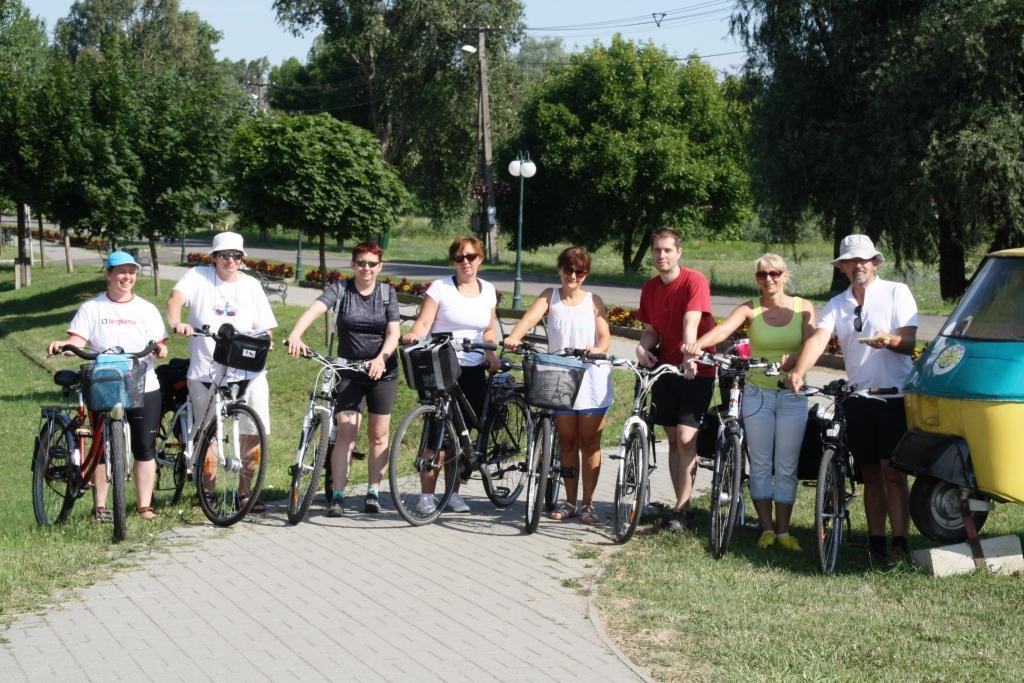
[508,152,536,310]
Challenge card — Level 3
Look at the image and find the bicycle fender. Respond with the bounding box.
[617,416,648,448]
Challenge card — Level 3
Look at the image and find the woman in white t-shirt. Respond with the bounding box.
[47,252,169,522]
[503,246,613,524]
[401,236,500,514]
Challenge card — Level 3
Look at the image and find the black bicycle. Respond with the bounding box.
[388,334,533,525]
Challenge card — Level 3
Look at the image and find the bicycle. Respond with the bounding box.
[693,352,780,559]
[607,358,687,543]
[798,379,897,574]
[185,324,271,527]
[34,342,159,542]
[388,333,533,526]
[154,358,191,505]
[285,343,371,524]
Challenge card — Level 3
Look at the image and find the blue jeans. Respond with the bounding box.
[741,386,808,505]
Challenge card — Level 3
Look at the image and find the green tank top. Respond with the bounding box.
[748,298,804,389]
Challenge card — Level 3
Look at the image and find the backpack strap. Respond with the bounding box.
[379,281,391,305]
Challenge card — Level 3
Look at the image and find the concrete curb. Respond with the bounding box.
[585,563,658,683]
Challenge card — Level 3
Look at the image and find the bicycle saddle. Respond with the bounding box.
[53,370,80,387]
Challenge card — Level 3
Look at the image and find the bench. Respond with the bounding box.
[259,272,288,304]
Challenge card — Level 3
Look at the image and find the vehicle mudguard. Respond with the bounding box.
[890,428,976,490]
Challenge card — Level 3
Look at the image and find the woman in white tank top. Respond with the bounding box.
[504,246,613,524]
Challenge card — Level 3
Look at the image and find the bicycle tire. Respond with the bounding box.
[709,431,743,559]
[287,411,329,525]
[524,416,552,534]
[388,404,459,526]
[815,446,845,575]
[32,412,75,526]
[195,403,268,527]
[109,418,128,542]
[155,405,190,504]
[613,423,650,543]
[481,395,532,507]
[544,424,562,512]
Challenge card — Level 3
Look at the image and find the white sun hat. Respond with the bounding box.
[208,231,246,256]
[832,234,884,265]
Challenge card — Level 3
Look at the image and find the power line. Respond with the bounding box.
[524,1,734,32]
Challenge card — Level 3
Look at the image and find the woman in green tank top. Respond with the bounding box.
[683,254,815,551]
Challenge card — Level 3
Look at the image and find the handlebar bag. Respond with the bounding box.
[213,324,271,373]
[400,339,461,393]
[81,354,145,412]
[522,352,585,411]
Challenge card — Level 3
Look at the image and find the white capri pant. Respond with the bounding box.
[741,385,807,505]
[188,373,271,436]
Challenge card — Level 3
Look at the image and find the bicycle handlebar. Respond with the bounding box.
[284,340,370,373]
[779,378,899,398]
[694,352,780,374]
[500,341,606,362]
[401,333,495,353]
[59,341,160,360]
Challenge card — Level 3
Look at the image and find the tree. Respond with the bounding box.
[228,112,408,285]
[514,35,567,83]
[497,36,751,273]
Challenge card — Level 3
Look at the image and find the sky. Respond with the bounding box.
[25,1,743,72]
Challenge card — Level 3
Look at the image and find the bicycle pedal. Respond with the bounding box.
[352,451,366,461]
[697,456,714,470]
[494,487,510,497]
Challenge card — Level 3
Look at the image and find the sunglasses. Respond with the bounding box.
[755,270,784,280]
[562,267,588,277]
[453,253,480,263]
[215,251,244,261]
[853,304,863,333]
[213,302,237,317]
[354,259,380,268]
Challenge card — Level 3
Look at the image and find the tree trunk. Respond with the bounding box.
[628,228,652,273]
[62,225,73,273]
[16,203,30,288]
[620,225,635,273]
[828,216,849,296]
[319,232,328,289]
[149,238,161,297]
[37,215,45,268]
[937,208,968,301]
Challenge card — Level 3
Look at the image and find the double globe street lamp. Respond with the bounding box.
[508,152,536,309]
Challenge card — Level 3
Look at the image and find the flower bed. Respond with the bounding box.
[187,252,294,278]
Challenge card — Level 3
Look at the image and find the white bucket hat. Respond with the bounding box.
[832,234,884,265]
[208,231,246,256]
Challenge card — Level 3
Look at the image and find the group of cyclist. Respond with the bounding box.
[49,226,919,562]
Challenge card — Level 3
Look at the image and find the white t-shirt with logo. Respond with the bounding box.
[425,277,497,366]
[68,294,167,392]
[172,266,278,382]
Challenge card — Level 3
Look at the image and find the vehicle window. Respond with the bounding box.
[942,258,1024,340]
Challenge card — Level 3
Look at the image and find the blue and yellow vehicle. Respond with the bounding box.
[891,248,1024,542]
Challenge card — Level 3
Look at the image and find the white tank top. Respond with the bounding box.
[546,290,614,411]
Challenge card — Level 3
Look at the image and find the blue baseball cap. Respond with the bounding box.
[105,251,142,271]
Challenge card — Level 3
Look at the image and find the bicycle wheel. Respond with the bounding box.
[287,411,329,525]
[613,423,650,543]
[544,427,563,513]
[156,405,190,504]
[32,412,75,526]
[195,403,268,527]
[524,416,552,534]
[481,395,532,507]
[108,418,128,542]
[388,404,458,526]
[815,446,845,575]
[709,431,743,559]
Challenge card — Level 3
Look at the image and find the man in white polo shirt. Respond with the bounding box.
[785,234,919,563]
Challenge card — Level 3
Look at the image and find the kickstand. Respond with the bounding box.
[961,499,986,568]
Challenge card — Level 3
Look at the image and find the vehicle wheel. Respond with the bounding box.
[613,423,650,543]
[481,395,532,507]
[388,404,458,526]
[196,404,268,527]
[815,446,846,575]
[909,475,989,544]
[287,412,329,525]
[544,424,563,513]
[708,431,743,558]
[109,418,128,542]
[32,412,75,526]
[525,416,552,534]
[156,406,190,504]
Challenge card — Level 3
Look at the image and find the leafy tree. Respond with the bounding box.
[497,36,751,273]
[514,36,567,83]
[229,112,409,285]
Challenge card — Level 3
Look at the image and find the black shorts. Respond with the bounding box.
[651,374,715,429]
[334,373,399,416]
[126,390,162,462]
[844,396,907,467]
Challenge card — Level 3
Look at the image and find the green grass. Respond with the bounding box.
[596,486,1024,682]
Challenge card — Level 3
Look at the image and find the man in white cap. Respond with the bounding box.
[166,231,277,512]
[785,234,919,563]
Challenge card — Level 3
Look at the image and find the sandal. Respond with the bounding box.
[136,506,158,520]
[579,505,599,524]
[239,496,266,514]
[550,501,577,521]
[90,507,112,524]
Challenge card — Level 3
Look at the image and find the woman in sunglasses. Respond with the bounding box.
[503,246,613,523]
[287,241,400,516]
[166,231,278,512]
[401,236,500,514]
[682,253,815,551]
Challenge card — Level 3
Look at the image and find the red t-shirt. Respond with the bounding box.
[636,268,716,377]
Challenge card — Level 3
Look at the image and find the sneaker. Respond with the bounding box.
[446,493,470,513]
[777,534,801,551]
[757,530,777,548]
[326,496,345,517]
[415,493,438,515]
[666,509,689,533]
[364,492,381,514]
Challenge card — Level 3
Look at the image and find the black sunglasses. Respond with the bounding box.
[354,259,380,268]
[454,253,480,263]
[853,304,863,333]
[755,270,784,280]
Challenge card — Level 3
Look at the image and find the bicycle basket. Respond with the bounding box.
[212,324,271,373]
[522,352,585,410]
[80,355,146,412]
[400,339,461,393]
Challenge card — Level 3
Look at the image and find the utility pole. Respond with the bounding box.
[467,26,499,264]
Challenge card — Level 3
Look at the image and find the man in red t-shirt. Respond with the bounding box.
[635,227,716,532]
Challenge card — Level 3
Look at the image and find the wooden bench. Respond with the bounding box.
[259,272,288,304]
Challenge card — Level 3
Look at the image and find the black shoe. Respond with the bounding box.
[666,508,691,533]
[326,497,345,517]
[364,492,381,514]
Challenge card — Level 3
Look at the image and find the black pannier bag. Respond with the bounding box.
[156,358,190,412]
[797,406,824,480]
[697,409,721,458]
[400,336,462,394]
[213,323,271,373]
